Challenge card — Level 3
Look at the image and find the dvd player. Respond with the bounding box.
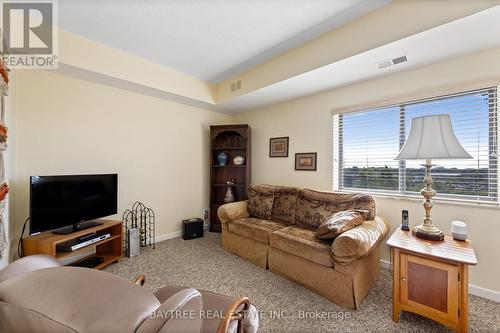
[56,233,111,252]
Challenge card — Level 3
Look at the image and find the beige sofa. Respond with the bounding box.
[218,185,389,309]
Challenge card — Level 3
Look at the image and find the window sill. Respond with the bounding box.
[338,189,500,210]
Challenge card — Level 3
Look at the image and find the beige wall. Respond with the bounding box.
[233,46,500,294]
[11,70,230,249]
[59,30,216,105]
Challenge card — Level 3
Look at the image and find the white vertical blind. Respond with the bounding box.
[333,87,498,203]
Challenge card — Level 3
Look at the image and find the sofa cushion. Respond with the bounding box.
[227,217,287,244]
[331,216,389,263]
[270,185,299,224]
[294,189,375,231]
[269,226,333,267]
[247,185,274,219]
[316,210,367,240]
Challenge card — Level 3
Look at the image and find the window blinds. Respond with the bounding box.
[334,87,498,203]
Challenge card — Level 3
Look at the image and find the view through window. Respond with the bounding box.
[333,87,498,203]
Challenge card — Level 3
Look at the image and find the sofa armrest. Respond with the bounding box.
[331,216,389,264]
[218,201,249,224]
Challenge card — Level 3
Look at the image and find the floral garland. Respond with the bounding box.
[0,58,8,260]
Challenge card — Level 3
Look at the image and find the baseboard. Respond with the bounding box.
[379,259,500,302]
[468,284,500,302]
[155,224,210,243]
[155,230,182,243]
[380,259,391,270]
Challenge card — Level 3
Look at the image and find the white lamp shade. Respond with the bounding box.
[396,114,472,160]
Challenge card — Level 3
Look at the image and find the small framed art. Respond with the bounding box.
[269,137,289,157]
[295,152,317,171]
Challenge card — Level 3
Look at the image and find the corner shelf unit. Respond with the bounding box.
[210,124,251,232]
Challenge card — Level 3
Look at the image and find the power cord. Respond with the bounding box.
[17,217,30,258]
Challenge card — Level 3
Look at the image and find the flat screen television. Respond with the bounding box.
[29,174,118,235]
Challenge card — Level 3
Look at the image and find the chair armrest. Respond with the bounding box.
[137,288,203,333]
[218,201,249,224]
[154,285,187,303]
[134,274,145,286]
[331,216,389,264]
[216,297,250,333]
[155,286,259,333]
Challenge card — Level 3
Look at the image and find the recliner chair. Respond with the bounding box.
[0,255,259,333]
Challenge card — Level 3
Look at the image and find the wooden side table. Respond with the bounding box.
[387,228,477,333]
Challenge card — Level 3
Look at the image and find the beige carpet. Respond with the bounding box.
[104,232,499,333]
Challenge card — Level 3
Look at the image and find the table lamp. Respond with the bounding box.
[395,114,472,241]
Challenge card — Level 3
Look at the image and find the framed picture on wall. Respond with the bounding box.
[269,137,289,157]
[295,152,317,171]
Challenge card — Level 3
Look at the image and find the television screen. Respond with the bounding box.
[29,174,118,235]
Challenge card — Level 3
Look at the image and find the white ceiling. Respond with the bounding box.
[59,0,389,82]
[219,5,500,112]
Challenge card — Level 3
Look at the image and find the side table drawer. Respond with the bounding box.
[400,252,459,326]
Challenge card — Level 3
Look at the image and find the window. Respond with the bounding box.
[333,87,498,203]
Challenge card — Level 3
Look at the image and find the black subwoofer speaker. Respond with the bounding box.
[182,218,204,240]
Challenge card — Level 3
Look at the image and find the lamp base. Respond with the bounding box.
[412,224,444,241]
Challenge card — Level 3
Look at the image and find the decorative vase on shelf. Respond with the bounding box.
[233,155,245,165]
[224,180,235,203]
[217,152,228,166]
[224,187,235,203]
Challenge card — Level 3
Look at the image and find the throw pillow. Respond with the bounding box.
[247,185,274,219]
[293,189,375,231]
[316,209,368,239]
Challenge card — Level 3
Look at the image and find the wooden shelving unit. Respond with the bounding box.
[210,124,251,232]
[22,219,123,270]
[212,165,246,168]
[212,147,246,150]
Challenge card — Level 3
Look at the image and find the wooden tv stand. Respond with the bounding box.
[22,219,123,270]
